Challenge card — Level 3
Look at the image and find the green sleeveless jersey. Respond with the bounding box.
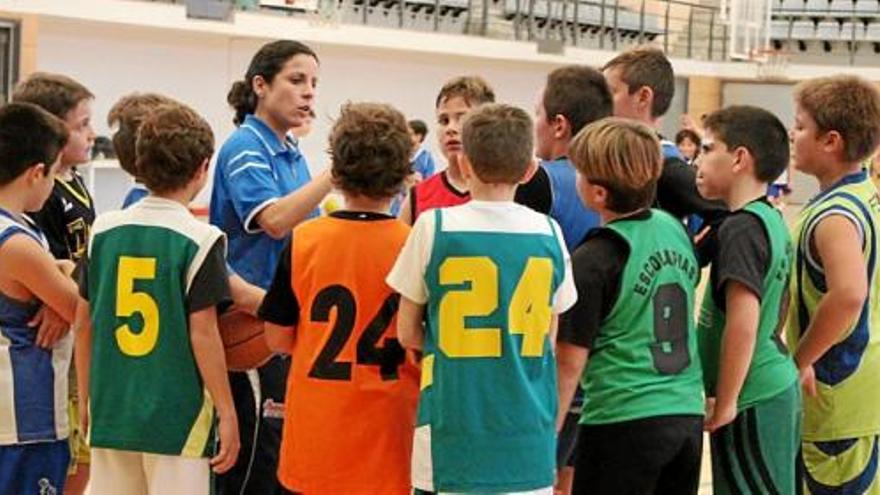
[420,207,566,492]
[786,170,880,441]
[86,198,223,456]
[581,209,704,425]
[697,200,798,408]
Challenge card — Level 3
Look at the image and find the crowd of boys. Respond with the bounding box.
[1,44,880,495]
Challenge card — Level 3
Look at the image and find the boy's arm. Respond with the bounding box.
[189,307,240,473]
[795,215,868,394]
[257,239,299,354]
[73,296,92,435]
[706,281,760,432]
[0,235,78,323]
[399,189,414,225]
[229,272,265,316]
[397,297,425,350]
[556,342,588,431]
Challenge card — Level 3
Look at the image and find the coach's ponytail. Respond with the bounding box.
[227,40,319,126]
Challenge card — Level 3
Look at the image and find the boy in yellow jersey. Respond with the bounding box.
[787,75,880,494]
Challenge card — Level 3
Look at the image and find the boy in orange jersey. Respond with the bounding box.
[259,102,420,494]
[398,76,495,224]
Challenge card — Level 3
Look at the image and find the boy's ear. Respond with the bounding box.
[822,130,846,157]
[552,114,573,141]
[519,158,539,184]
[731,146,753,174]
[26,162,47,182]
[636,85,654,115]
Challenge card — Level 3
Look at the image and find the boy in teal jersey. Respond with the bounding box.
[74,103,240,494]
[786,76,880,494]
[388,103,577,493]
[556,118,705,494]
[695,106,800,494]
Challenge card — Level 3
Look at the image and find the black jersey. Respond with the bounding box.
[30,169,96,262]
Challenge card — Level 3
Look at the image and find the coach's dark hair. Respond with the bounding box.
[703,106,790,183]
[227,40,318,126]
[0,102,69,186]
[543,65,613,136]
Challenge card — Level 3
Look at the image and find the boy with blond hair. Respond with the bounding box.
[389,103,576,492]
[695,106,800,493]
[259,102,419,494]
[75,104,239,493]
[786,75,880,494]
[0,102,79,495]
[556,118,704,494]
[399,75,495,224]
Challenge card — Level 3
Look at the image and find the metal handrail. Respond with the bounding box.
[168,0,730,61]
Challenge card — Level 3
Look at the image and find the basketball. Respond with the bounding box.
[218,309,272,371]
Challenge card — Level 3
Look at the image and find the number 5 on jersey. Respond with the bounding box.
[438,256,554,359]
[115,256,160,357]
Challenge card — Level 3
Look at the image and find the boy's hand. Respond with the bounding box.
[210,413,240,474]
[31,306,70,348]
[704,398,737,433]
[799,365,817,397]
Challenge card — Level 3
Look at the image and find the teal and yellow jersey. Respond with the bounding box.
[581,209,704,425]
[83,197,230,456]
[698,200,798,408]
[787,169,880,441]
[407,202,573,493]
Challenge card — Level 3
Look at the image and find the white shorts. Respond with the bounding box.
[86,448,210,495]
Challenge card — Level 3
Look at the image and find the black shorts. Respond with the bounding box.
[573,415,703,495]
[215,355,289,495]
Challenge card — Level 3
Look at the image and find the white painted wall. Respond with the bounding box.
[37,18,572,209]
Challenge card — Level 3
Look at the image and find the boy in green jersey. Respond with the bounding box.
[786,76,880,494]
[695,105,800,494]
[74,103,240,493]
[556,118,704,494]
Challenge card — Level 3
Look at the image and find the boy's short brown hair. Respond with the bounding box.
[435,76,495,108]
[569,118,662,214]
[462,103,533,184]
[602,47,674,119]
[108,93,179,178]
[329,102,412,199]
[136,103,214,194]
[12,72,93,119]
[0,103,69,186]
[543,65,613,135]
[703,106,789,183]
[794,75,880,164]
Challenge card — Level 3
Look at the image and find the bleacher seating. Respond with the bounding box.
[772,0,880,52]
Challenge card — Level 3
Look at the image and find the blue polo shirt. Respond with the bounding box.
[411,146,436,179]
[210,114,318,289]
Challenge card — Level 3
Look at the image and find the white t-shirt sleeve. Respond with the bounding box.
[550,218,578,314]
[386,212,436,304]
